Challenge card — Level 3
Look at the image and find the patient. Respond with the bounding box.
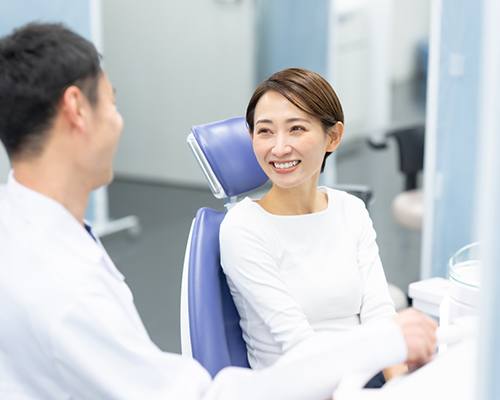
[220,68,405,385]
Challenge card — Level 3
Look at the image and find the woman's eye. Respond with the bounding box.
[257,128,272,135]
[291,125,306,132]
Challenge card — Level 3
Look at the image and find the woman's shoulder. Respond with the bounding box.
[220,197,266,231]
[220,197,275,248]
[324,186,367,212]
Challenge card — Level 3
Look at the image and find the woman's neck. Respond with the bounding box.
[258,182,328,216]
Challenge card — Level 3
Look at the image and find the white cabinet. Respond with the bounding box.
[329,0,392,143]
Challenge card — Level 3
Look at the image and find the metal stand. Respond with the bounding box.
[90,187,140,238]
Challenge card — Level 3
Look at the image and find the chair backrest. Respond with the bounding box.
[188,116,268,199]
[181,117,265,376]
[183,207,249,377]
[389,125,425,191]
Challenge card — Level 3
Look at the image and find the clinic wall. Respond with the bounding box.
[391,0,431,83]
[256,0,430,84]
[255,0,328,82]
[477,0,500,396]
[101,0,255,186]
[0,1,92,183]
[422,0,481,278]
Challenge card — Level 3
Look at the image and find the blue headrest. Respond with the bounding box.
[190,116,268,198]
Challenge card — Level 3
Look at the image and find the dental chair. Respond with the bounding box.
[368,125,425,230]
[390,125,425,231]
[180,116,404,377]
[390,125,425,192]
[180,117,264,377]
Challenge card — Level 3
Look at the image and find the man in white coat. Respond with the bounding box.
[0,22,437,399]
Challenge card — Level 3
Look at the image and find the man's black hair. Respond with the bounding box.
[0,22,102,158]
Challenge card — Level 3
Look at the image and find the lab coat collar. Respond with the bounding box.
[6,171,124,280]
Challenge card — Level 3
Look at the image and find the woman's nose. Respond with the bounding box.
[271,134,292,157]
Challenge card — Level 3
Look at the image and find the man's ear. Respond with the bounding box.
[326,121,344,152]
[60,85,87,132]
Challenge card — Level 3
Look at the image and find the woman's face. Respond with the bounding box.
[252,90,341,190]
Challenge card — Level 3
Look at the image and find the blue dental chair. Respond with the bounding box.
[180,117,266,377]
[180,116,387,378]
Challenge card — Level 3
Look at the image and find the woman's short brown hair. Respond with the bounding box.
[246,68,344,172]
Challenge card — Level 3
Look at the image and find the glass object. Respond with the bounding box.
[448,242,480,289]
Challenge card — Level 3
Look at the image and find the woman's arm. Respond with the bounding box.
[355,199,396,322]
[220,217,315,355]
[353,197,407,378]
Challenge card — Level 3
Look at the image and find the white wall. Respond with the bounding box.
[391,0,431,83]
[328,0,429,144]
[101,0,255,186]
[329,0,393,142]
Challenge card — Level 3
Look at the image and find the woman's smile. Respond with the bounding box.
[270,160,301,173]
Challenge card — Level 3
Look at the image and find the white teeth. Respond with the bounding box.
[273,161,299,169]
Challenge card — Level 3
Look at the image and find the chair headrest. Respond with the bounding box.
[188,116,268,199]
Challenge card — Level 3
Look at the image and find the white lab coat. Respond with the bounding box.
[0,172,406,399]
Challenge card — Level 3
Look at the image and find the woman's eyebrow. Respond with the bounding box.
[256,117,311,125]
[255,118,273,125]
[285,117,310,124]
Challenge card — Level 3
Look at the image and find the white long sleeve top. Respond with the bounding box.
[220,187,396,369]
[0,175,405,399]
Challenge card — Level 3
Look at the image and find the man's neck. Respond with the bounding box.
[12,161,90,224]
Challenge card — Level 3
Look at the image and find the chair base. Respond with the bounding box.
[392,189,423,230]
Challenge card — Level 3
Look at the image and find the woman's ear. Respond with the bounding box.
[326,121,344,152]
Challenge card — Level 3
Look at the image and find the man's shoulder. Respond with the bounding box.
[0,184,10,211]
[0,221,105,316]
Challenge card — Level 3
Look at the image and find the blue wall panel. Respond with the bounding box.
[0,1,91,39]
[255,0,328,82]
[428,0,482,277]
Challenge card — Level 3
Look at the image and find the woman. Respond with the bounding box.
[219,68,405,385]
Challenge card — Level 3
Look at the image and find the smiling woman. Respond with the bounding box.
[245,69,345,215]
[247,68,343,170]
[219,68,405,387]
[251,90,341,203]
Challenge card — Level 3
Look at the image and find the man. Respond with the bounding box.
[0,22,437,399]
